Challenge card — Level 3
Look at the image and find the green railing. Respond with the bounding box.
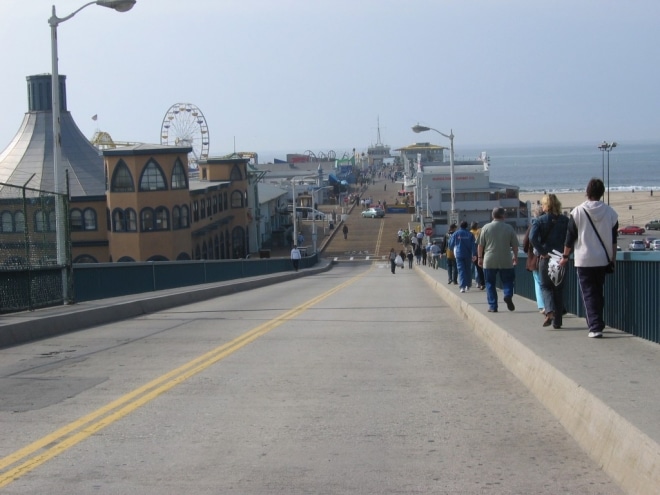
[439,252,660,344]
[71,254,319,302]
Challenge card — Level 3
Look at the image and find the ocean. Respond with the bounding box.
[458,142,660,194]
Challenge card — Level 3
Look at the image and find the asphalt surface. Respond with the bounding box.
[0,255,659,493]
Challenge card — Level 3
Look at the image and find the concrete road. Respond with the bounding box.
[0,263,622,494]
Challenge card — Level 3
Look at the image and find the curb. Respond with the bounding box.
[416,267,660,495]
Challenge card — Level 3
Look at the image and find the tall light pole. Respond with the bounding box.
[598,141,617,204]
[412,124,456,225]
[50,0,136,301]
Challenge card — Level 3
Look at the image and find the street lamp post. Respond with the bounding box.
[598,141,617,204]
[50,0,136,301]
[412,124,456,225]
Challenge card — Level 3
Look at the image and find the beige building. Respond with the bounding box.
[0,74,251,265]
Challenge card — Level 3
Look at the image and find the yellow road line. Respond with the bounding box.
[374,219,385,257]
[0,268,371,488]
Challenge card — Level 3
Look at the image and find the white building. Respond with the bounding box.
[396,142,528,237]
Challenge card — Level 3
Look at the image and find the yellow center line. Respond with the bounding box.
[0,267,371,488]
[374,218,385,257]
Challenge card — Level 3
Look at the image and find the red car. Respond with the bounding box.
[618,225,645,235]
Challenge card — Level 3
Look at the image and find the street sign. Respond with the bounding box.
[424,227,433,236]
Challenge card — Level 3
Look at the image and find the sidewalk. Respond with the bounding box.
[414,261,660,495]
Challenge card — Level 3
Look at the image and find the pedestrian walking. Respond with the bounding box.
[531,194,569,329]
[407,248,414,269]
[477,208,519,312]
[389,248,397,274]
[441,224,458,284]
[523,207,544,313]
[290,245,302,272]
[449,221,477,292]
[559,178,618,338]
[342,224,349,240]
[470,221,485,290]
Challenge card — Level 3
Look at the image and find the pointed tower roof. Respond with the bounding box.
[0,74,105,197]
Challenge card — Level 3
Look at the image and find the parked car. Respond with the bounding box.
[618,225,645,235]
[644,219,660,230]
[644,236,658,249]
[361,207,385,218]
[651,239,660,251]
[629,240,646,251]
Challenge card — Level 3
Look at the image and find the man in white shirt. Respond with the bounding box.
[290,245,302,271]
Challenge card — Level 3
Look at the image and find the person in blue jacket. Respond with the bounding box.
[449,221,477,293]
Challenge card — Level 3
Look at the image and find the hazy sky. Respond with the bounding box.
[1,0,659,161]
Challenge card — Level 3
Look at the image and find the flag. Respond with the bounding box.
[91,114,98,121]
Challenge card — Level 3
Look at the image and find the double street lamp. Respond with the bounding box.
[598,141,617,204]
[50,0,136,301]
[412,124,456,225]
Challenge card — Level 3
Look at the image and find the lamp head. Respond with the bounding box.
[611,142,617,149]
[412,124,430,134]
[96,0,137,12]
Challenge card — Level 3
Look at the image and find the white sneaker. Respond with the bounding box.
[460,287,466,293]
[588,331,603,338]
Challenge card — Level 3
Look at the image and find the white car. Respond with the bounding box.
[651,239,660,251]
[629,240,646,251]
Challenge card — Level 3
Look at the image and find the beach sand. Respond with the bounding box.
[520,190,660,227]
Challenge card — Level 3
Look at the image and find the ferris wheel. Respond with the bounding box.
[160,103,209,168]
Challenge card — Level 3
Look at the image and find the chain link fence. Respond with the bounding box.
[0,181,71,313]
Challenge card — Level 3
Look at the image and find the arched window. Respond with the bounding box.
[212,195,218,214]
[14,211,25,233]
[180,205,189,228]
[125,208,137,231]
[34,210,47,232]
[230,164,243,181]
[1,211,12,232]
[214,235,220,259]
[194,245,201,260]
[172,206,181,229]
[176,252,191,260]
[171,158,188,190]
[155,206,169,230]
[70,209,83,231]
[219,232,225,259]
[111,161,135,192]
[192,201,199,222]
[146,255,168,262]
[139,160,167,191]
[231,226,245,258]
[223,192,228,210]
[202,241,208,260]
[206,198,212,217]
[112,208,125,232]
[140,207,155,231]
[73,254,98,264]
[231,190,243,208]
[117,256,135,262]
[83,208,97,230]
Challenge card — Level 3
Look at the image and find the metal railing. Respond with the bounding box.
[438,252,660,344]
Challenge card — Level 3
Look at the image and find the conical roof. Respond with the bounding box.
[0,74,105,197]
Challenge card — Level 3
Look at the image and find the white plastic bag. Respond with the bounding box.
[395,255,403,267]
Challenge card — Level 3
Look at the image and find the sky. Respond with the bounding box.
[1,0,659,162]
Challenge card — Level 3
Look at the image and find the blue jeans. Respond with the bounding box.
[446,258,458,282]
[483,267,515,311]
[456,257,472,288]
[532,269,544,310]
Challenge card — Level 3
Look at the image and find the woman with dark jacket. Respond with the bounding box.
[530,194,569,329]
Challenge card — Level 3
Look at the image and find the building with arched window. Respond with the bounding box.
[0,74,251,264]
